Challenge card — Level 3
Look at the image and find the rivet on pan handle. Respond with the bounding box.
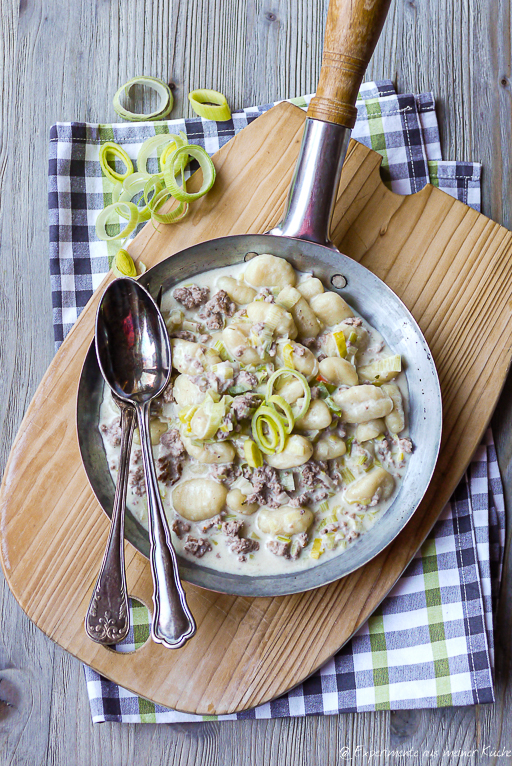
[307,0,393,128]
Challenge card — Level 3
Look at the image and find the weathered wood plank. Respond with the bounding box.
[1,0,512,762]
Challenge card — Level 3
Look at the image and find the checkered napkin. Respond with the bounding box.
[48,81,498,721]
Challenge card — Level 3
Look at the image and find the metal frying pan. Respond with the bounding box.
[78,0,442,597]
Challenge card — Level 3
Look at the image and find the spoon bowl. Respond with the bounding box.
[95,277,196,650]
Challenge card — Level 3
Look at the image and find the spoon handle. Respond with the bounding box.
[137,400,196,649]
[85,401,135,645]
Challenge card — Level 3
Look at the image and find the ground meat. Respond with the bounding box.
[131,449,142,465]
[267,539,290,558]
[100,418,122,447]
[317,353,327,363]
[321,523,339,535]
[369,490,381,507]
[172,519,191,538]
[198,290,236,330]
[245,465,287,507]
[215,412,239,441]
[343,317,362,326]
[300,461,328,488]
[302,337,320,350]
[160,379,175,403]
[200,514,224,532]
[289,532,308,560]
[190,371,233,395]
[129,466,146,496]
[160,428,185,458]
[229,538,259,558]
[173,284,210,309]
[222,519,244,538]
[210,463,241,485]
[231,392,261,420]
[233,370,258,391]
[184,536,212,558]
[170,330,196,342]
[256,288,275,303]
[398,437,413,454]
[157,455,183,486]
[198,334,211,344]
[310,386,320,400]
[293,344,306,357]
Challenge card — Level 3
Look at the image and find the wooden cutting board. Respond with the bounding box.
[2,101,512,715]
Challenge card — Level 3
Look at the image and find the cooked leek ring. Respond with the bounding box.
[99,142,134,184]
[251,405,286,455]
[163,145,216,203]
[113,249,137,278]
[244,439,263,468]
[267,395,294,434]
[95,202,139,241]
[188,89,231,121]
[113,76,174,122]
[266,369,311,421]
[332,330,347,358]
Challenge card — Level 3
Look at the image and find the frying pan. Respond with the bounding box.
[78,0,442,597]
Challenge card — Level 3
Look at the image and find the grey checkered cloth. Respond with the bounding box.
[48,81,499,722]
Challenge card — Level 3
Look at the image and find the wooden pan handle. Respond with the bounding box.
[307,0,392,128]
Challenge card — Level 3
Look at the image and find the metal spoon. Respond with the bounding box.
[85,395,135,644]
[95,277,196,649]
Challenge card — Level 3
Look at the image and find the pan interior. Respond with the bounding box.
[77,234,442,597]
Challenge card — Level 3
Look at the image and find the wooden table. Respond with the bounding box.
[1,0,511,763]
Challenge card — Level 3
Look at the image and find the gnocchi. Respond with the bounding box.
[100,252,412,578]
[345,467,395,505]
[265,435,314,468]
[333,385,393,423]
[257,506,314,536]
[244,253,296,289]
[310,292,353,324]
[173,479,228,521]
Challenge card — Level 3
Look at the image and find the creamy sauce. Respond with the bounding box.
[98,256,412,576]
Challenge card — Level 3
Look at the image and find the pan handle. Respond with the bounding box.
[307,0,392,128]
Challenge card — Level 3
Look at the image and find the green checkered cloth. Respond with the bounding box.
[48,81,497,721]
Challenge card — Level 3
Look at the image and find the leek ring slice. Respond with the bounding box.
[267,395,294,434]
[251,405,286,455]
[137,133,183,175]
[113,76,174,122]
[113,248,138,278]
[163,145,216,203]
[266,369,311,421]
[188,89,231,121]
[95,202,139,241]
[99,142,134,184]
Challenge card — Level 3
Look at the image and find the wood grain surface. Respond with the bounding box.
[1,98,512,718]
[2,0,512,763]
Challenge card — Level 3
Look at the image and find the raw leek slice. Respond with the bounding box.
[188,89,231,121]
[113,76,174,122]
[99,142,134,184]
[113,248,137,277]
[137,133,184,176]
[95,202,139,241]
[163,145,216,203]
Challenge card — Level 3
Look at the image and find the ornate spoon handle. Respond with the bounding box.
[85,399,135,645]
[137,399,196,648]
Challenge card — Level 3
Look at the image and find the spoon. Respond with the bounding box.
[86,286,163,645]
[85,395,135,644]
[95,277,196,649]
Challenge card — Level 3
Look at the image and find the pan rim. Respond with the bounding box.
[77,233,442,597]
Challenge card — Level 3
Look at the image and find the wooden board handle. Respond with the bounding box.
[307,0,392,127]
